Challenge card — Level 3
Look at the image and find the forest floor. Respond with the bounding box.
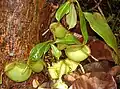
[0,0,120,89]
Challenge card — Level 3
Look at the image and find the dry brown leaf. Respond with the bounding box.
[88,40,114,62]
[69,72,117,89]
[108,66,120,76]
[83,61,113,73]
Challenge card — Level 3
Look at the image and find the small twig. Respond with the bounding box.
[94,0,105,19]
[79,64,85,74]
[107,0,112,14]
[42,3,59,37]
[42,29,50,36]
[90,55,99,61]
[89,0,102,11]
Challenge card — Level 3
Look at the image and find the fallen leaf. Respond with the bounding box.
[69,72,117,89]
[88,40,114,62]
[38,81,53,89]
[63,72,80,86]
[84,12,118,58]
[83,61,113,73]
[108,66,120,76]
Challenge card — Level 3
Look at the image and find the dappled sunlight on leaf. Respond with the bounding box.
[29,41,51,61]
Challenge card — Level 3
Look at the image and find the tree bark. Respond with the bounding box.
[0,0,55,88]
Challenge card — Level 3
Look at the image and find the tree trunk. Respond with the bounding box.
[0,0,56,88]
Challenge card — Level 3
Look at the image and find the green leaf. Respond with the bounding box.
[44,43,51,55]
[50,22,67,39]
[4,62,16,72]
[29,59,45,73]
[84,12,119,63]
[48,67,59,79]
[66,3,77,29]
[53,80,68,89]
[58,62,70,79]
[80,15,88,44]
[57,44,68,50]
[55,1,70,21]
[76,0,88,44]
[51,44,62,60]
[59,62,66,78]
[55,33,81,45]
[29,41,50,61]
[48,61,63,79]
[64,58,79,72]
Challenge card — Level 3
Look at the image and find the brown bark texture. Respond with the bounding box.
[0,0,55,88]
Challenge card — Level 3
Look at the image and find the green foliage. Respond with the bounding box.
[48,61,63,79]
[84,12,118,63]
[4,0,119,86]
[51,44,62,60]
[66,3,77,29]
[65,45,91,62]
[53,80,68,89]
[5,62,32,82]
[55,1,70,21]
[29,41,51,61]
[28,59,45,73]
[50,22,67,38]
[57,44,68,50]
[64,58,79,71]
[55,33,81,45]
[48,59,79,80]
[75,0,88,44]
